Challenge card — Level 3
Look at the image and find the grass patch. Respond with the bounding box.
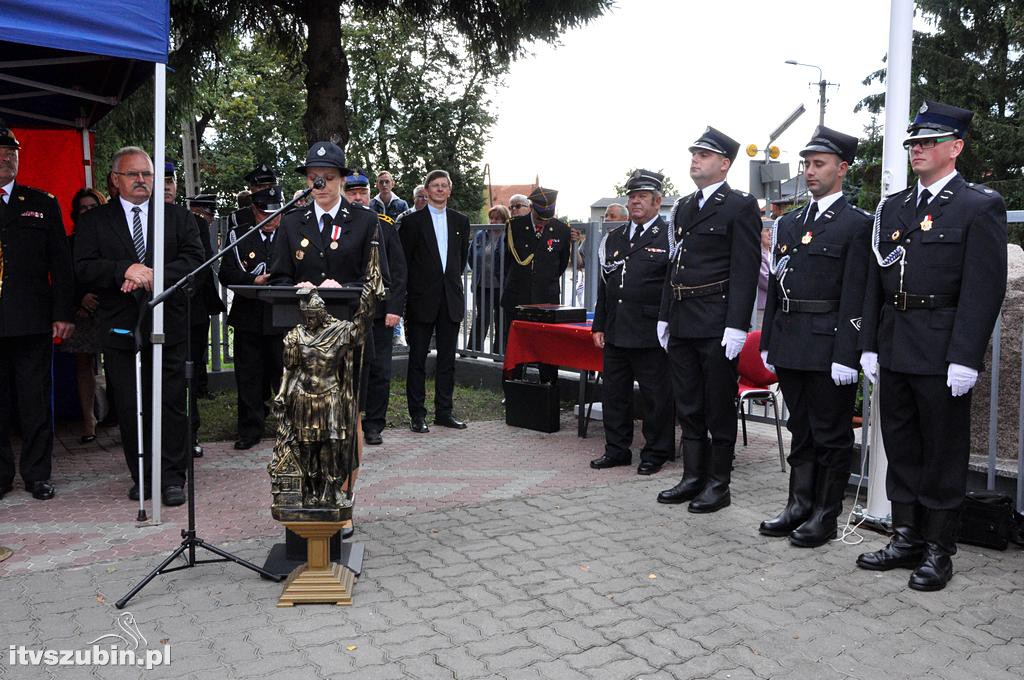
[198,377,505,442]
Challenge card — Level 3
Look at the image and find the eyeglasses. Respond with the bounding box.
[113,170,155,179]
[903,135,956,150]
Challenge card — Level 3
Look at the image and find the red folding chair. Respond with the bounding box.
[736,330,786,471]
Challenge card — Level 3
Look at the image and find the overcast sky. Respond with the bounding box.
[484,0,927,220]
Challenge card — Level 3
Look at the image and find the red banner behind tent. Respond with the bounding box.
[11,127,95,235]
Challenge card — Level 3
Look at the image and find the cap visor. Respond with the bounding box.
[689,143,726,156]
[799,143,840,157]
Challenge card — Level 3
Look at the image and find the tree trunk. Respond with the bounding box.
[301,0,348,146]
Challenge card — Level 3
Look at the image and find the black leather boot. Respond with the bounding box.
[759,462,816,537]
[688,446,732,513]
[789,462,849,547]
[856,502,925,570]
[657,439,708,505]
[909,508,959,591]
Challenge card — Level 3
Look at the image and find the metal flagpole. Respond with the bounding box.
[863,0,914,526]
[150,62,167,523]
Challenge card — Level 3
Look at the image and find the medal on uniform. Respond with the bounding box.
[330,241,339,250]
[613,250,619,257]
[651,225,659,235]
[295,250,304,260]
[891,230,900,241]
[546,238,555,252]
[331,224,341,242]
[300,238,309,247]
[801,231,812,245]
[779,244,787,254]
[248,251,256,259]
[920,215,933,231]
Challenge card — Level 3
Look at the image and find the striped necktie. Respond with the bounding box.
[131,206,146,262]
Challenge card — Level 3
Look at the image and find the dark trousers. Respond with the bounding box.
[502,311,557,383]
[469,286,501,352]
[232,329,284,441]
[363,317,395,434]
[879,367,971,510]
[188,319,210,442]
[601,343,675,463]
[104,340,187,488]
[0,333,53,485]
[775,367,856,468]
[406,309,459,420]
[667,336,738,450]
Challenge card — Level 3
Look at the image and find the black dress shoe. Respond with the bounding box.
[192,444,204,459]
[127,484,152,501]
[410,418,430,433]
[233,438,259,450]
[26,481,55,500]
[590,454,631,470]
[162,485,187,506]
[657,479,704,505]
[637,461,664,475]
[80,434,97,444]
[434,415,467,429]
[364,430,383,445]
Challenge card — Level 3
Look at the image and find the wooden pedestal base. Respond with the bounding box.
[277,521,355,606]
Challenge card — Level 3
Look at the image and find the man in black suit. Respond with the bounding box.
[591,170,674,475]
[759,127,871,547]
[343,170,407,446]
[656,127,761,513]
[857,101,1007,591]
[74,146,204,506]
[0,124,75,501]
[399,169,470,433]
[500,186,572,382]
[219,185,286,451]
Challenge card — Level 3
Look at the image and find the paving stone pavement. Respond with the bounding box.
[1,417,1023,679]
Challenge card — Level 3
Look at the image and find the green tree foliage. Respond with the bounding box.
[343,8,497,214]
[844,115,883,211]
[612,169,679,198]
[856,1,1024,214]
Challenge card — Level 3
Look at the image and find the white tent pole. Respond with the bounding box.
[151,62,167,523]
[81,128,92,188]
[865,0,914,524]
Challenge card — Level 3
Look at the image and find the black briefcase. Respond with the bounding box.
[514,304,586,324]
[958,491,1014,550]
[504,379,560,433]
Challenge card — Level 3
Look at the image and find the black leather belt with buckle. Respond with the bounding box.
[777,298,840,314]
[673,279,729,300]
[889,292,958,310]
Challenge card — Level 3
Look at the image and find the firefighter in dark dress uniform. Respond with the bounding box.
[857,101,1007,591]
[758,127,870,547]
[0,124,75,501]
[342,170,407,447]
[590,170,675,475]
[500,186,572,383]
[656,127,761,513]
[218,185,286,450]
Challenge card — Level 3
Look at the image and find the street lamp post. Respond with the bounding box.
[784,60,836,127]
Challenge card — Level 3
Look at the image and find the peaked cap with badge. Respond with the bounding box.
[0,122,21,148]
[689,126,740,162]
[625,169,665,194]
[528,186,558,219]
[244,163,278,186]
[296,142,350,174]
[249,185,283,211]
[344,170,371,190]
[799,126,859,165]
[904,100,973,143]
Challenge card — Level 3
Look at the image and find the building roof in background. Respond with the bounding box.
[488,183,537,208]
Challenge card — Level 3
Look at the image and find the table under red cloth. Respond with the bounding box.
[503,320,602,374]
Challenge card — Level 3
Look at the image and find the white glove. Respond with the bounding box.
[947,363,978,397]
[656,321,669,351]
[721,327,747,360]
[760,350,774,373]
[831,362,859,386]
[860,351,879,385]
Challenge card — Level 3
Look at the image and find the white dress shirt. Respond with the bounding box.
[0,179,13,204]
[313,199,342,231]
[428,204,448,273]
[630,215,658,240]
[916,169,959,208]
[119,196,148,250]
[695,180,726,209]
[805,190,844,223]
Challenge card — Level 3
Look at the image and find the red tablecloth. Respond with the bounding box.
[502,320,603,374]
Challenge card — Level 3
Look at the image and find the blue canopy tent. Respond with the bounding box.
[0,0,172,520]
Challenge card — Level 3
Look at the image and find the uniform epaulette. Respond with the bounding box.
[782,203,806,217]
[17,184,51,198]
[854,206,872,217]
[966,182,1000,197]
[377,213,395,225]
[885,185,914,199]
[351,202,373,212]
[732,189,749,198]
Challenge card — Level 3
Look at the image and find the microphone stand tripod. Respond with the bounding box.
[116,184,319,608]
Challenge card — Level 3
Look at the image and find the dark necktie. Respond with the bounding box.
[693,191,704,214]
[131,206,146,262]
[804,202,819,225]
[631,223,643,245]
[320,213,331,234]
[915,189,932,218]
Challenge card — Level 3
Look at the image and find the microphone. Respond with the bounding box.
[313,176,326,190]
